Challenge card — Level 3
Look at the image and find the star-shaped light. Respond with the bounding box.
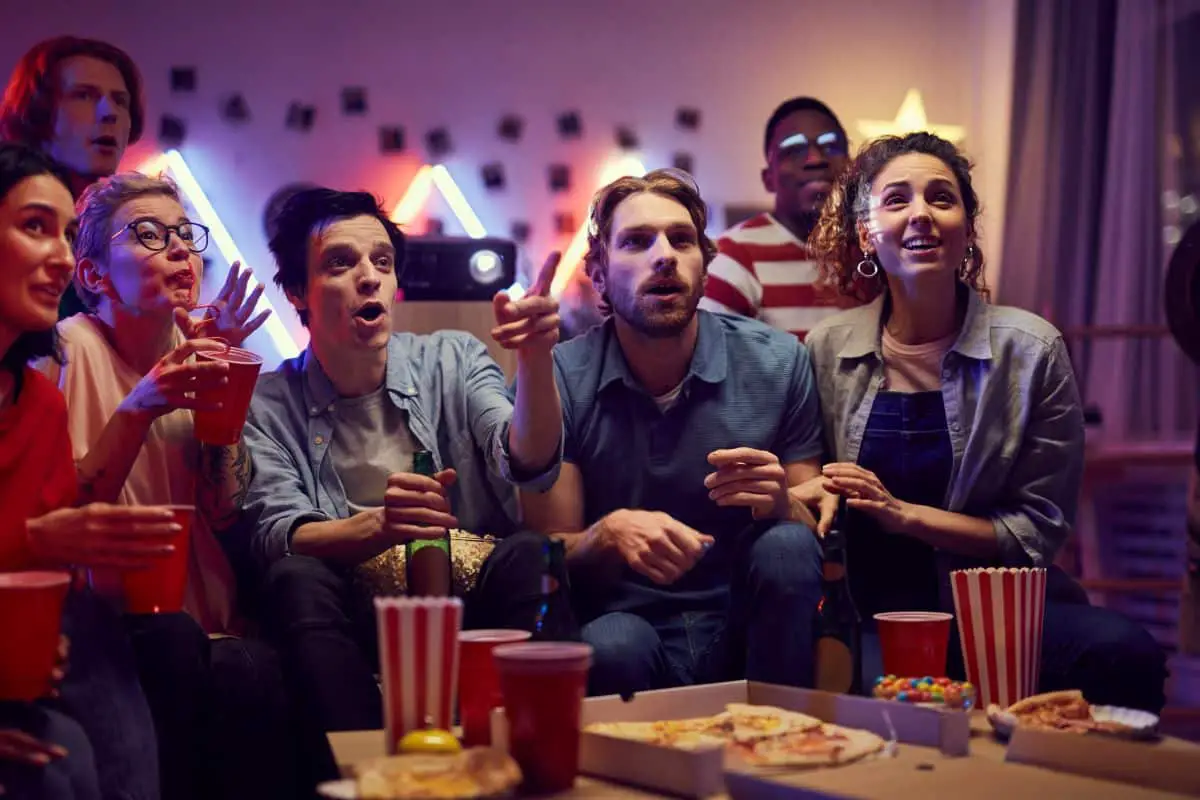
[856,89,965,143]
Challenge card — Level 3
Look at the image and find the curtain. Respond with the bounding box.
[1002,0,1198,440]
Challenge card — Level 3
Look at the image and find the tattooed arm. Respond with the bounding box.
[197,442,252,533]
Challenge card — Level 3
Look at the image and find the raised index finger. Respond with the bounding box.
[532,251,562,297]
[217,259,240,300]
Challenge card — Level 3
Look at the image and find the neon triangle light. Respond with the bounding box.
[136,150,301,358]
[389,164,486,239]
[549,155,647,297]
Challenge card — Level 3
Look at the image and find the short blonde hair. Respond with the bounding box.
[73,172,184,310]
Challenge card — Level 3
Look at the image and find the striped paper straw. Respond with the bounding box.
[375,596,463,753]
[950,567,1047,709]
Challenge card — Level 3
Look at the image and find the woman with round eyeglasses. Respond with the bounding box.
[796,132,1166,713]
[35,171,298,799]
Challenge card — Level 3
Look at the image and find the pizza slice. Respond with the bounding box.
[735,723,885,768]
[724,703,824,742]
[585,716,729,750]
[1005,690,1139,735]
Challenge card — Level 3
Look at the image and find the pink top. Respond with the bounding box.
[880,328,958,393]
[37,314,239,635]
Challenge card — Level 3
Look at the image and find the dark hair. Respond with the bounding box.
[268,187,406,326]
[583,168,718,316]
[262,181,319,241]
[0,36,145,150]
[0,142,71,372]
[763,97,845,156]
[809,131,988,303]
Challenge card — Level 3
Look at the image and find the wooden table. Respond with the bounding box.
[327,714,1197,798]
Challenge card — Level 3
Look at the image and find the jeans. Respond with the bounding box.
[0,704,99,800]
[57,588,160,800]
[581,521,823,697]
[861,596,1168,713]
[125,615,299,800]
[260,531,552,784]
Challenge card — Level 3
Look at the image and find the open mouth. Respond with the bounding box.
[644,282,685,298]
[902,235,942,252]
[169,269,195,287]
[354,301,387,322]
[92,135,119,149]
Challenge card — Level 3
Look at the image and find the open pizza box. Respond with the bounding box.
[489,680,969,798]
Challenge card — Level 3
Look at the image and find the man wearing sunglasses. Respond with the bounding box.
[701,97,854,340]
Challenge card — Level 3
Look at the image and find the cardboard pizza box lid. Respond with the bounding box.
[1005,726,1200,796]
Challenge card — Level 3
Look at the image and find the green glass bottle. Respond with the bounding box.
[405,449,452,597]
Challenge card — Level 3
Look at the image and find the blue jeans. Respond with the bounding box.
[581,521,823,696]
[57,588,159,800]
[0,704,99,800]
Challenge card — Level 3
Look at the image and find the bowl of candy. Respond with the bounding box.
[872,675,976,710]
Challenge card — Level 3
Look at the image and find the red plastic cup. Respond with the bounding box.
[494,642,592,795]
[874,611,953,677]
[194,346,263,445]
[121,506,193,614]
[458,629,531,747]
[0,571,71,701]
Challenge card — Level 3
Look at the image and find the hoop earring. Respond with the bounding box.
[856,256,879,279]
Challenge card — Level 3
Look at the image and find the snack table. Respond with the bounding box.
[328,711,1199,799]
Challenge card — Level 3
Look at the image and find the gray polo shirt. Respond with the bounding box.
[552,310,824,614]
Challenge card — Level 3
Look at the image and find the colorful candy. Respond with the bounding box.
[872,675,976,710]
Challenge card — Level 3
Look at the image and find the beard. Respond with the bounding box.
[610,281,703,339]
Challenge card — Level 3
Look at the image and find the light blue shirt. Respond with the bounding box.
[242,331,559,567]
[805,288,1085,567]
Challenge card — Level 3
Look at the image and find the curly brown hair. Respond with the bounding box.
[809,132,988,303]
[583,168,718,315]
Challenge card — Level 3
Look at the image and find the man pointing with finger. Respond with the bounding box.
[519,169,826,697]
[241,187,564,748]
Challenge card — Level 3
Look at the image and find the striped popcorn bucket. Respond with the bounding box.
[950,567,1047,709]
[375,596,463,753]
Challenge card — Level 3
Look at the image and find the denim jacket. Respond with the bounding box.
[804,289,1085,568]
[242,331,560,567]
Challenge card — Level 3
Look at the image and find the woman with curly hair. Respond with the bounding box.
[801,132,1166,712]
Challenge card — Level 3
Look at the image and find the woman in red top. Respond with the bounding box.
[0,142,174,799]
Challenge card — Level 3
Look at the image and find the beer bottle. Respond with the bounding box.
[405,450,452,597]
[814,498,863,695]
[533,538,577,641]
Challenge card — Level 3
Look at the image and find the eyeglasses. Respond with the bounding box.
[111,218,210,254]
[775,131,849,161]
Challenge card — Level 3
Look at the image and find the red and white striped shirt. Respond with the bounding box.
[700,212,845,341]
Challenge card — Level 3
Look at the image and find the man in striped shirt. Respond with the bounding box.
[701,97,853,340]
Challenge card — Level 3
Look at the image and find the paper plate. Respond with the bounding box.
[985,703,1159,741]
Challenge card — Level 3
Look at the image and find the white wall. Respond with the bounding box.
[2,0,1016,356]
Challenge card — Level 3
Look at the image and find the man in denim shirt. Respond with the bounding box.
[241,188,563,743]
[520,169,826,696]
